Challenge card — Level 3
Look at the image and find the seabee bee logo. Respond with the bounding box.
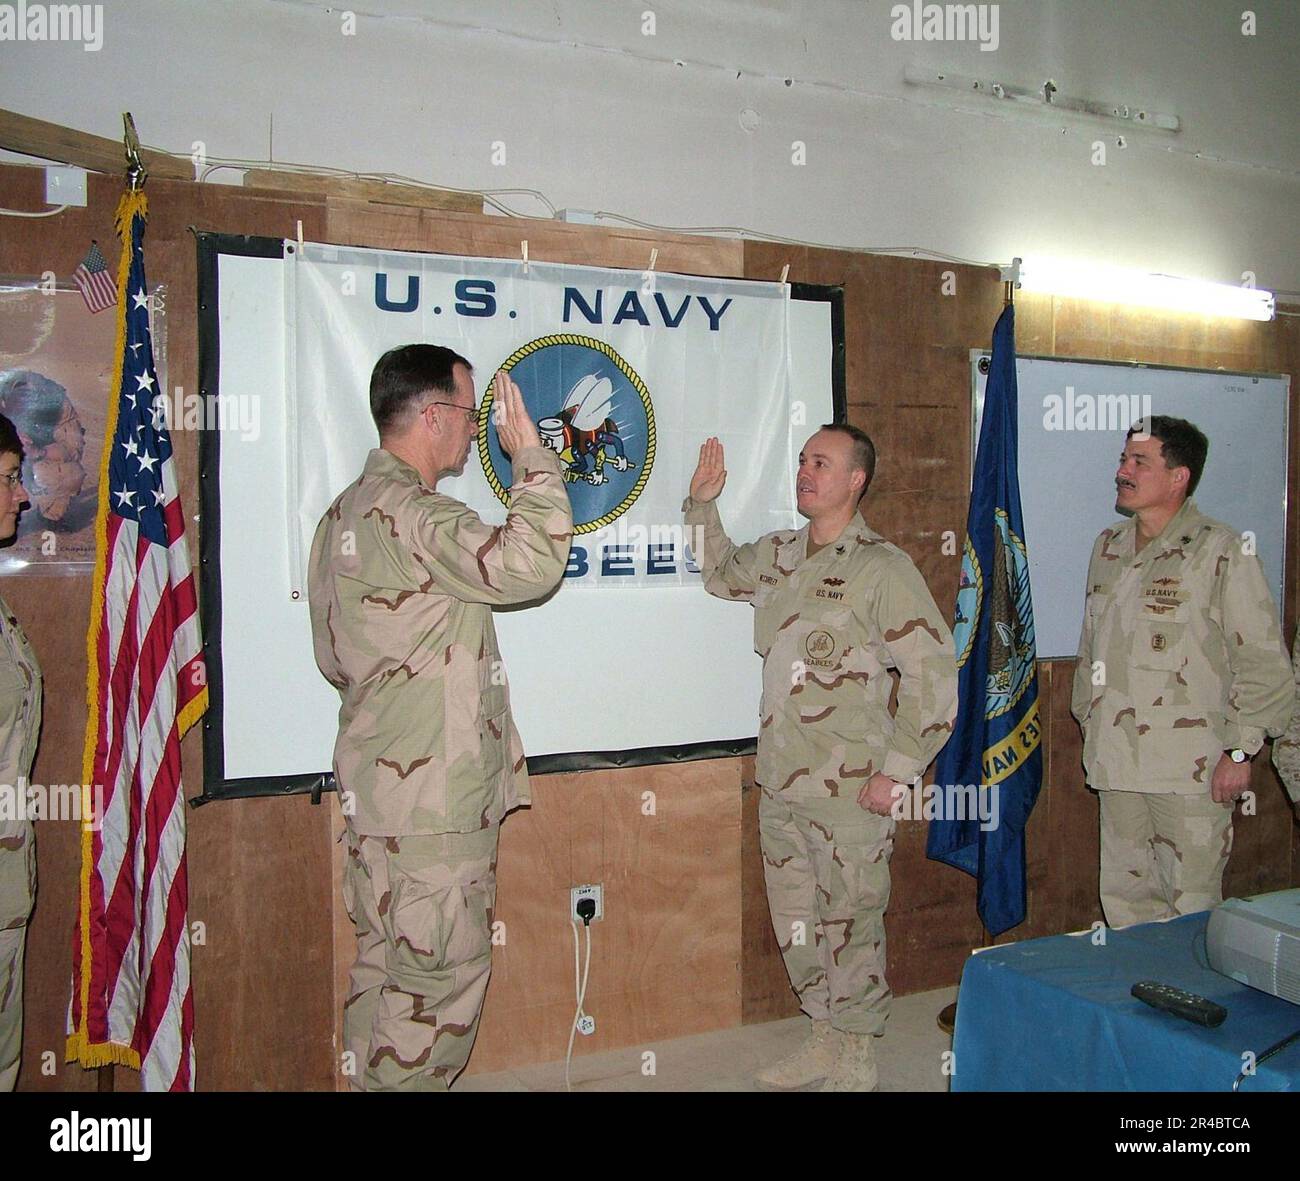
[479,334,655,535]
[537,374,632,487]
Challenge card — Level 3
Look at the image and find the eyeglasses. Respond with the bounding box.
[0,472,21,488]
[425,401,480,425]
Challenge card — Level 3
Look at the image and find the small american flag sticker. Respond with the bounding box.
[72,240,118,313]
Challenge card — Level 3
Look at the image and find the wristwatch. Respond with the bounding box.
[1225,748,1250,764]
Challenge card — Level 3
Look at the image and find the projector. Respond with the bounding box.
[1206,889,1300,1005]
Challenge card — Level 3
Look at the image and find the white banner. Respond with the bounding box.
[288,244,795,589]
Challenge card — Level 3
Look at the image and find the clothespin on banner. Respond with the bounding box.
[296,220,304,253]
[521,240,529,275]
[648,248,658,274]
[779,263,790,286]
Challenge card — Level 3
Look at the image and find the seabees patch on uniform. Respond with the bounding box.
[805,629,836,667]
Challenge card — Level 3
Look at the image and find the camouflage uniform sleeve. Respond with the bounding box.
[408,445,573,605]
[1214,541,1293,755]
[681,496,764,600]
[874,555,958,783]
[1270,632,1300,805]
[1071,534,1104,726]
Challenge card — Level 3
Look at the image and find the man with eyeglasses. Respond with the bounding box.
[308,344,572,1091]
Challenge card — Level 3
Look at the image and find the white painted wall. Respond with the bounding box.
[2,0,1298,294]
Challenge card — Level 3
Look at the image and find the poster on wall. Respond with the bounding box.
[0,277,169,575]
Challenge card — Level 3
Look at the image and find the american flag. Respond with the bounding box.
[67,191,207,1091]
[72,240,119,314]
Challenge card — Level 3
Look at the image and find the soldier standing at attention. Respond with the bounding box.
[309,346,572,1091]
[684,426,957,1092]
[0,414,41,1091]
[1071,416,1292,928]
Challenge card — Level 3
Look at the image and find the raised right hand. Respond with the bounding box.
[690,437,727,503]
[493,371,542,456]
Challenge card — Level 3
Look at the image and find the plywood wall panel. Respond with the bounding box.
[463,759,743,1076]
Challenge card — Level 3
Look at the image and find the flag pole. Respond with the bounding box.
[936,261,1023,1038]
[123,111,147,193]
[89,111,145,1096]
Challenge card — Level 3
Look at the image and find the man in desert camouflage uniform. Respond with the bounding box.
[309,346,572,1091]
[1072,416,1292,928]
[0,427,40,1092]
[684,426,956,1092]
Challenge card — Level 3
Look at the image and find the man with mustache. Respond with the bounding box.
[1071,416,1292,927]
[685,425,956,1091]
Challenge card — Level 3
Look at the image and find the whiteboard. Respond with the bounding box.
[973,353,1289,660]
[199,239,839,793]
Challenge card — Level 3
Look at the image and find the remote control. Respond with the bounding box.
[1131,980,1227,1028]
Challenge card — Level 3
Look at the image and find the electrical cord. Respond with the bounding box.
[0,204,68,218]
[1232,1027,1300,1091]
[564,912,594,1092]
[143,141,1300,293]
[191,152,557,218]
[588,210,1001,268]
[170,142,1000,268]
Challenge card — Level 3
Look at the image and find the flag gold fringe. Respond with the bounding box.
[178,684,209,740]
[64,1032,141,1071]
[67,191,149,1070]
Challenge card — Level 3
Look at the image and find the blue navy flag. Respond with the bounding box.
[926,304,1041,936]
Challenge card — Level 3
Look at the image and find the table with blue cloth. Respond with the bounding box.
[951,912,1300,1091]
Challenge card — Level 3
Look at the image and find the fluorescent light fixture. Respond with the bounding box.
[1019,257,1275,321]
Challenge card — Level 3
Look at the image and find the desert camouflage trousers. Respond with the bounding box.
[1099,789,1234,928]
[758,788,895,1036]
[342,827,498,1091]
[0,924,24,1091]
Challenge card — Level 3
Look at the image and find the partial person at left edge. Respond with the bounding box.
[308,345,573,1092]
[0,413,43,1091]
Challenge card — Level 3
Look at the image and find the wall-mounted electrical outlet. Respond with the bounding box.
[570,883,603,923]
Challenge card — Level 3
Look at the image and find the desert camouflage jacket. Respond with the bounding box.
[1071,498,1292,795]
[0,597,42,930]
[683,497,957,797]
[309,446,572,835]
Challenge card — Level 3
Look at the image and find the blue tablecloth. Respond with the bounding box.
[952,912,1300,1091]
